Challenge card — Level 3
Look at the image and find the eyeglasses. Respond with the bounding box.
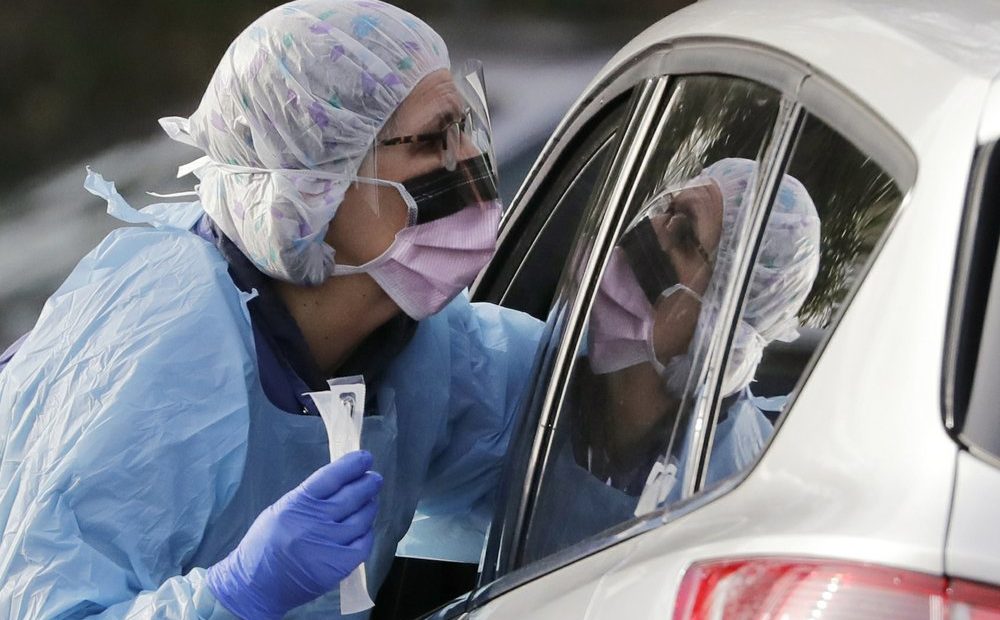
[640,185,716,268]
[378,108,470,152]
[618,190,719,305]
[661,203,715,268]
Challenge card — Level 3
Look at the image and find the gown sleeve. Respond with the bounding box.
[0,224,253,619]
[395,294,544,562]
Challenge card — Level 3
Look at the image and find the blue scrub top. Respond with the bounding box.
[193,215,417,419]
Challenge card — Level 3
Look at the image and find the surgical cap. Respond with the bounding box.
[691,158,821,396]
[160,0,450,284]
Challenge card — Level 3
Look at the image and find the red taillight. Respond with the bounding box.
[673,558,1000,619]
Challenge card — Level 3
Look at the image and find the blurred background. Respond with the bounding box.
[0,0,693,350]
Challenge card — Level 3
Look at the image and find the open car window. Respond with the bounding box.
[388,89,633,620]
[474,94,630,319]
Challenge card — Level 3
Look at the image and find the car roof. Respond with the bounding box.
[593,0,1000,150]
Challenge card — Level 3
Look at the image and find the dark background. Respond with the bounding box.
[0,1,685,197]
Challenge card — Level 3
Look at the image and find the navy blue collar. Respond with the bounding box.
[196,216,417,415]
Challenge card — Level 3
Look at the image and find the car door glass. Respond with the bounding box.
[519,75,782,566]
[703,112,903,488]
[476,97,629,320]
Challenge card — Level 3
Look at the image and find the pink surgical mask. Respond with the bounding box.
[588,247,698,375]
[332,155,503,320]
[589,248,656,374]
[333,199,501,320]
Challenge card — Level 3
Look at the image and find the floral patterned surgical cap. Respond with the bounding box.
[694,157,821,397]
[160,0,450,284]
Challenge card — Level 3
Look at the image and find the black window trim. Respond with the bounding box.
[478,46,678,284]
[689,97,805,495]
[496,129,620,308]
[418,78,671,620]
[493,76,671,578]
[943,137,1000,469]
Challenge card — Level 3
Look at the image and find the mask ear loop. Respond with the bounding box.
[326,174,419,278]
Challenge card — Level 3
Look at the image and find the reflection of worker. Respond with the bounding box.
[584,157,821,494]
[0,2,541,619]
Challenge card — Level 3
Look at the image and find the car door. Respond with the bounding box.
[418,43,794,617]
[452,38,913,620]
[466,62,793,617]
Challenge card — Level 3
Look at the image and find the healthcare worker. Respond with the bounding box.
[0,1,542,619]
[524,158,821,559]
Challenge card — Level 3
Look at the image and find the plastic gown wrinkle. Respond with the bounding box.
[395,301,540,563]
[0,193,542,616]
[0,203,252,619]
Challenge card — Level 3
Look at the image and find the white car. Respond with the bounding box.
[399,0,1000,617]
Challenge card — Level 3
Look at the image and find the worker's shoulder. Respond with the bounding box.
[432,294,544,368]
[0,222,255,437]
[36,223,253,365]
[71,222,236,307]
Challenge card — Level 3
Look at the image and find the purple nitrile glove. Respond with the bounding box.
[207,450,382,619]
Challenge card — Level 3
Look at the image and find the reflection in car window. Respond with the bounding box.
[704,112,902,485]
[518,75,782,565]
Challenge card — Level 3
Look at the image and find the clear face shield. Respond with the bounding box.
[348,60,499,227]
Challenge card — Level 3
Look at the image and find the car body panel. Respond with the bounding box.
[979,78,1000,144]
[592,0,998,160]
[468,537,637,619]
[462,1,999,616]
[945,451,1000,584]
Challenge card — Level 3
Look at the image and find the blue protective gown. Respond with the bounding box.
[524,384,777,562]
[0,184,543,618]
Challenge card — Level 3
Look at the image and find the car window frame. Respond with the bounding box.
[504,73,797,577]
[479,76,671,584]
[944,136,1000,467]
[683,96,804,494]
[472,94,630,314]
[472,46,807,606]
[420,78,667,620]
[425,39,917,620]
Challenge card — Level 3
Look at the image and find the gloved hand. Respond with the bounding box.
[207,450,382,619]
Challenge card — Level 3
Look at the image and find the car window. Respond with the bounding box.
[476,83,658,587]
[475,94,630,319]
[702,111,903,488]
[517,74,783,566]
